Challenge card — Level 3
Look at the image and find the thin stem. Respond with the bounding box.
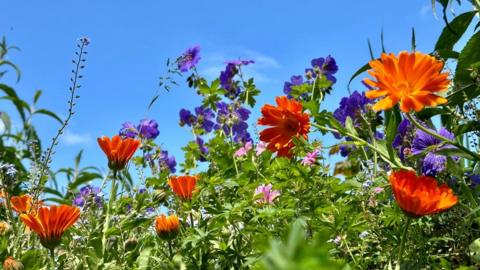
[342,238,357,265]
[396,217,412,270]
[168,240,174,260]
[312,123,406,169]
[50,248,55,270]
[102,170,118,259]
[406,113,480,161]
[190,211,195,228]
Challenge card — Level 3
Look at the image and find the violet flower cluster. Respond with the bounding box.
[179,106,215,133]
[120,119,160,140]
[215,101,252,143]
[220,60,254,99]
[73,185,103,208]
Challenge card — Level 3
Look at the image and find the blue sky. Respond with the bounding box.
[0,1,473,185]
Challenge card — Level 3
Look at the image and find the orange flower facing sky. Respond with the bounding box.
[20,204,80,250]
[97,135,140,171]
[168,175,198,200]
[389,170,457,218]
[257,96,310,157]
[364,51,450,113]
[155,214,180,240]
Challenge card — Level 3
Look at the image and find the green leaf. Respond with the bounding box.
[347,63,370,91]
[450,32,480,105]
[435,11,476,51]
[33,108,63,124]
[33,89,42,104]
[0,83,27,122]
[0,111,11,133]
[344,117,358,137]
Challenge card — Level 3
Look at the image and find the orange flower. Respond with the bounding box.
[3,257,23,270]
[389,170,457,217]
[20,204,80,250]
[364,51,450,113]
[168,175,198,200]
[97,135,140,171]
[257,96,310,157]
[10,194,41,214]
[155,214,180,239]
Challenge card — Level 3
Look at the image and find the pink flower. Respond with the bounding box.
[373,187,384,194]
[301,149,319,166]
[255,141,267,156]
[254,184,280,205]
[234,141,253,157]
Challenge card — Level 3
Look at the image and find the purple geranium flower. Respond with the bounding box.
[412,127,457,176]
[220,63,240,99]
[333,91,373,140]
[215,102,252,143]
[159,150,176,173]
[308,55,338,83]
[225,59,255,66]
[254,184,281,205]
[177,45,201,72]
[73,185,103,208]
[179,107,215,133]
[283,75,304,96]
[119,122,139,138]
[196,137,209,162]
[138,119,160,139]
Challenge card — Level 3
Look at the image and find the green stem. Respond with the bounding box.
[50,248,55,270]
[102,170,118,259]
[312,123,406,169]
[168,240,174,260]
[406,113,480,161]
[396,217,412,270]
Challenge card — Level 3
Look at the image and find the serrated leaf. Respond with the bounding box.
[435,11,476,51]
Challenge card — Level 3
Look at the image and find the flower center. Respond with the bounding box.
[394,80,413,97]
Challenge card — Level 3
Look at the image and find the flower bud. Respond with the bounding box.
[3,257,24,270]
[0,221,12,236]
[124,237,138,251]
[155,214,180,240]
[152,189,167,204]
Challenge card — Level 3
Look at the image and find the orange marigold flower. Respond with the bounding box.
[97,135,140,171]
[20,204,80,250]
[168,175,198,200]
[10,194,42,214]
[390,169,457,218]
[364,51,450,113]
[155,214,180,240]
[3,256,24,270]
[257,96,310,157]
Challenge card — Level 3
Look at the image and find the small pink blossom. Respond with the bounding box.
[373,187,384,194]
[301,149,319,166]
[256,141,267,156]
[234,141,253,157]
[254,184,280,205]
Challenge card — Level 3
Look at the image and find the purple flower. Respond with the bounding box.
[159,150,176,173]
[179,107,215,133]
[301,149,320,166]
[196,137,209,162]
[412,127,457,176]
[333,91,372,132]
[179,109,196,127]
[283,75,304,96]
[194,106,215,132]
[470,174,480,188]
[215,102,252,143]
[137,119,159,139]
[309,55,338,83]
[392,119,412,148]
[73,185,103,208]
[119,122,139,138]
[254,184,280,205]
[234,141,253,157]
[178,45,201,72]
[220,63,240,98]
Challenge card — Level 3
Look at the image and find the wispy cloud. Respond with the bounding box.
[420,4,432,16]
[62,130,92,146]
[200,49,280,83]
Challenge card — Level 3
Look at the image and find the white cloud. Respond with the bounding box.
[200,48,280,83]
[62,130,92,146]
[420,4,432,16]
